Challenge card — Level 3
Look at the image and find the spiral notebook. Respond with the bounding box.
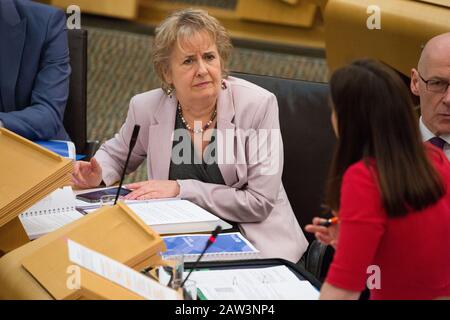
[19,186,84,240]
[162,232,260,262]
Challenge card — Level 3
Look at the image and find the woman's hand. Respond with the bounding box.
[304,216,340,249]
[72,158,103,189]
[124,180,180,200]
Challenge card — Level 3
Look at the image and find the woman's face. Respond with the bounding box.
[165,31,222,106]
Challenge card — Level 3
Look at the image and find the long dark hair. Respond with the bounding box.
[326,59,444,217]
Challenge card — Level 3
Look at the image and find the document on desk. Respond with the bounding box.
[126,199,232,234]
[67,239,180,300]
[187,266,319,300]
[19,186,84,239]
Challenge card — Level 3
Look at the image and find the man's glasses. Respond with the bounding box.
[418,73,450,94]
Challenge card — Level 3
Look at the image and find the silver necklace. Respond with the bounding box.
[177,102,217,134]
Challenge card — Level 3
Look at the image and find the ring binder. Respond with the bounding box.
[162,232,260,262]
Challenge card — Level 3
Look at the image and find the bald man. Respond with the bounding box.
[411,32,450,159]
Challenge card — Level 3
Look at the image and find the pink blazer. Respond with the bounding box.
[95,76,308,262]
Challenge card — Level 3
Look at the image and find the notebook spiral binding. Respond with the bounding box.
[22,206,75,217]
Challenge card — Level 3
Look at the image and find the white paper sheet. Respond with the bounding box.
[67,239,180,300]
[19,186,83,239]
[187,265,319,300]
[21,211,83,239]
[80,197,231,234]
[127,199,219,225]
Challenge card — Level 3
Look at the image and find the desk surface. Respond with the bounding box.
[0,188,311,300]
[0,217,85,299]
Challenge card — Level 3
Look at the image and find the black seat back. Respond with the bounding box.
[64,29,88,154]
[230,72,336,242]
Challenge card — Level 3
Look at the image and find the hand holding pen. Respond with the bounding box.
[319,217,339,227]
[304,215,339,249]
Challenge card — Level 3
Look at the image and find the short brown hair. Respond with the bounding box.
[152,8,233,89]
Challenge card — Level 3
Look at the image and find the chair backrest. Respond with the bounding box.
[230,72,336,242]
[64,29,88,154]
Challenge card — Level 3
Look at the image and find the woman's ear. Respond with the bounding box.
[163,67,173,85]
[163,76,172,87]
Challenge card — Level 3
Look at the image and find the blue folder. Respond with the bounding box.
[34,140,85,160]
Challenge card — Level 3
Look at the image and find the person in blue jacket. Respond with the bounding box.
[0,0,71,140]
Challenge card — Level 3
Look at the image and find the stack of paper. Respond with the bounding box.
[0,128,73,229]
[126,199,232,234]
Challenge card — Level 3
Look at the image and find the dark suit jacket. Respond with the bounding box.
[0,0,70,140]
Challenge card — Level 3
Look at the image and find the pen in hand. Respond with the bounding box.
[319,217,339,227]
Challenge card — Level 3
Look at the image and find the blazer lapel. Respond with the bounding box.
[216,81,238,186]
[0,0,26,111]
[148,95,177,180]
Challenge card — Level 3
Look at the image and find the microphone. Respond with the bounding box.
[114,124,140,205]
[180,225,222,288]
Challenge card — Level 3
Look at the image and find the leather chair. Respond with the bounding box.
[64,29,98,159]
[231,72,336,281]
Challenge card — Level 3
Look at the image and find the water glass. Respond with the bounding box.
[159,253,184,290]
[182,279,197,300]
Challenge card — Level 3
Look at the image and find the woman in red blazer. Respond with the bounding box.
[306,59,450,300]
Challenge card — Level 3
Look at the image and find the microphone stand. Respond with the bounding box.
[181,225,222,288]
[114,125,140,205]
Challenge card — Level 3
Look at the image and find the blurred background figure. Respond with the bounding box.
[0,0,71,140]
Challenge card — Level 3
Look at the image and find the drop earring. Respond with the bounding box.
[165,85,174,98]
[221,80,227,90]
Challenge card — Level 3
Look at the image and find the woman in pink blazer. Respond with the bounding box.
[72,8,308,263]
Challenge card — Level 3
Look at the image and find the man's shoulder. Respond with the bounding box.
[14,0,64,23]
